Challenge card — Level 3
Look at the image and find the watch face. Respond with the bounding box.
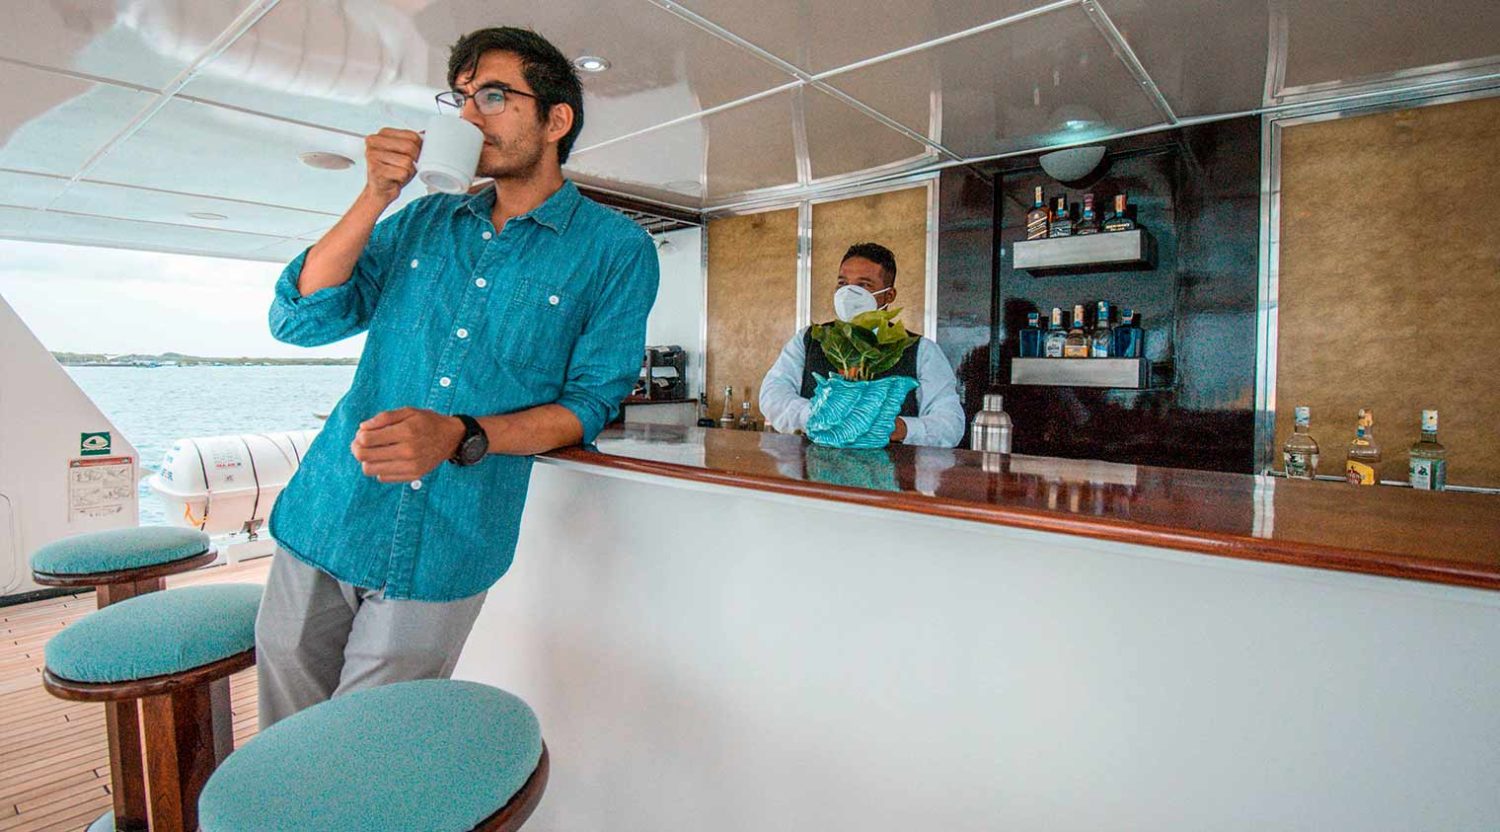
[458,434,487,465]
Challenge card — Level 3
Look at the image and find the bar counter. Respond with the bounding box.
[548,424,1500,592]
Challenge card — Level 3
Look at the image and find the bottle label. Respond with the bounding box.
[1026,215,1048,240]
[1345,460,1376,486]
[1409,458,1447,491]
[1064,343,1089,358]
[1284,451,1318,479]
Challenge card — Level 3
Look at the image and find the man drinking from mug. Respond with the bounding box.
[759,242,965,448]
[256,27,659,727]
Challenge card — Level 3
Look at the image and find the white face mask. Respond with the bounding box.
[833,284,893,322]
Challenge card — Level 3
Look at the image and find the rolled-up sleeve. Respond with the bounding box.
[268,207,406,346]
[554,232,660,444]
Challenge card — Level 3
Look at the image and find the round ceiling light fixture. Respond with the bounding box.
[298,151,355,170]
[187,211,228,221]
[573,55,611,73]
[1038,145,1106,183]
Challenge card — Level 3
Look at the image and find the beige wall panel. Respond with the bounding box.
[810,186,929,333]
[705,208,799,423]
[1277,96,1500,486]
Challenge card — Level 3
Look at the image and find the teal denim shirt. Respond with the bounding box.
[267,181,659,600]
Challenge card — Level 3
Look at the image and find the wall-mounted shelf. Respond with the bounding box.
[1010,358,1151,389]
[1013,229,1156,273]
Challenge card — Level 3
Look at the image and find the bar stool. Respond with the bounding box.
[42,583,262,832]
[30,526,217,832]
[198,679,549,832]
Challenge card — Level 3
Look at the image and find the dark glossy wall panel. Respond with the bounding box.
[934,167,996,414]
[937,117,1261,473]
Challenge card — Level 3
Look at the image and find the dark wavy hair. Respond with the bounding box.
[841,242,898,287]
[446,27,585,164]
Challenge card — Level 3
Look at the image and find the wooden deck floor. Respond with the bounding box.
[0,558,271,832]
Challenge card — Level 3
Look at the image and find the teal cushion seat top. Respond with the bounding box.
[31,526,210,576]
[198,680,544,832]
[44,584,261,684]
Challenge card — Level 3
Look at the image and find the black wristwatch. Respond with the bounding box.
[449,414,488,466]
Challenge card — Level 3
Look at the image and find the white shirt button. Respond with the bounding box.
[482,231,492,240]
[475,278,487,288]
[456,328,469,339]
[548,295,560,305]
[409,480,422,490]
[410,259,419,269]
[439,376,452,387]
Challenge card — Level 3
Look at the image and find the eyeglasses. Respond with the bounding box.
[435,84,540,117]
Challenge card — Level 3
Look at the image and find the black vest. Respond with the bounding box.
[800,323,921,418]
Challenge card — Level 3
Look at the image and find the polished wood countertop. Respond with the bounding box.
[545,425,1500,592]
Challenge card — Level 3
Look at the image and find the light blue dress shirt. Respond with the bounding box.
[267,181,659,601]
[758,328,968,448]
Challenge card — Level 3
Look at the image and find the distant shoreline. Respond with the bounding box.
[53,351,358,367]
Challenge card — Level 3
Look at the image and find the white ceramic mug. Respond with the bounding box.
[417,113,484,194]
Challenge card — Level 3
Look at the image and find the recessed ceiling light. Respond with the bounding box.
[299,151,355,170]
[573,56,611,73]
[187,211,228,221]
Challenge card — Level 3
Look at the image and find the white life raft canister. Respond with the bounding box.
[147,430,318,535]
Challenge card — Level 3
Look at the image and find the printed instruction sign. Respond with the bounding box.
[68,456,135,522]
[80,432,112,456]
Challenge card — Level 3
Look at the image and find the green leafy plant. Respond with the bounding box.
[809,308,920,381]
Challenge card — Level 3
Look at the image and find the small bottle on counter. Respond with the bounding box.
[1019,311,1043,358]
[1345,408,1382,485]
[737,400,757,431]
[969,394,1012,454]
[1408,409,1447,491]
[696,393,716,428]
[1282,406,1320,480]
[718,386,737,430]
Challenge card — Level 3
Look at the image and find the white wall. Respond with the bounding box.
[644,227,703,399]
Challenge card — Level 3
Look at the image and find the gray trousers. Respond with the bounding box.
[254,549,488,728]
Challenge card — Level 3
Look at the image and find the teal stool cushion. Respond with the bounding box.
[198,680,543,832]
[45,584,261,683]
[31,526,210,575]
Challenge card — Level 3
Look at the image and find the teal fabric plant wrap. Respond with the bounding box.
[198,679,543,832]
[804,445,900,492]
[31,526,210,576]
[805,373,920,449]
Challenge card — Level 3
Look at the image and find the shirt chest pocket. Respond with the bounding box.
[496,278,585,375]
[375,254,449,333]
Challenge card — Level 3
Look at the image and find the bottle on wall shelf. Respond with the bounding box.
[1090,300,1112,358]
[1048,196,1073,238]
[1025,186,1050,241]
[1075,193,1100,236]
[718,386,737,430]
[1407,409,1447,491]
[1102,193,1137,232]
[1344,408,1382,485]
[1064,305,1089,358]
[1113,308,1143,358]
[1044,307,1067,358]
[1282,406,1320,480]
[1019,311,1043,358]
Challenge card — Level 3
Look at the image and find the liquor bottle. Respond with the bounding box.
[1064,305,1089,358]
[1407,409,1447,491]
[1025,186,1049,241]
[1282,406,1320,480]
[1075,193,1100,235]
[1019,311,1043,358]
[1048,196,1073,238]
[1113,308,1143,358]
[1043,307,1067,358]
[717,386,737,429]
[1344,408,1382,485]
[1090,300,1112,358]
[695,393,716,428]
[1102,193,1137,232]
[737,400,755,431]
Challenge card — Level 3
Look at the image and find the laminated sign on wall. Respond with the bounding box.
[69,456,134,522]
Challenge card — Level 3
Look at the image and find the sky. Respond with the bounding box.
[0,239,364,358]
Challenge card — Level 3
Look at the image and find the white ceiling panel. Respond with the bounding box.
[0,61,157,177]
[674,0,1062,76]
[825,3,1164,160]
[6,206,289,259]
[54,181,340,238]
[0,0,249,91]
[1280,0,1500,95]
[85,97,368,214]
[805,88,936,181]
[1099,0,1270,118]
[0,171,71,210]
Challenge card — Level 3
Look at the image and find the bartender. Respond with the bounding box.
[759,242,966,447]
